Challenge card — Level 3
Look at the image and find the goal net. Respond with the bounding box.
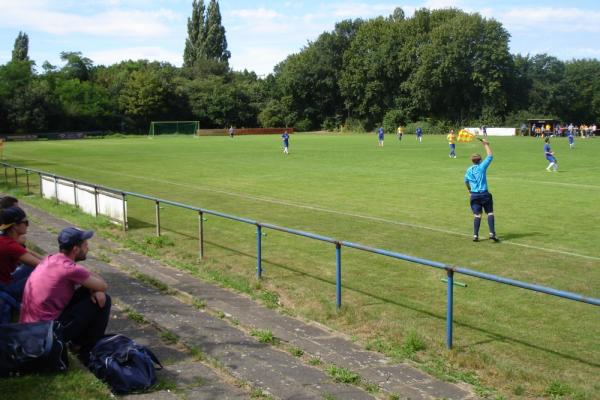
[148,121,200,136]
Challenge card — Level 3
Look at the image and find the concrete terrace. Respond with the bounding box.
[21,201,476,400]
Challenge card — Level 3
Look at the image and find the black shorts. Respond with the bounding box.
[470,191,493,214]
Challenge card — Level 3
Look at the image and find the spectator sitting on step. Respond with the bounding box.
[20,227,111,361]
[0,206,41,301]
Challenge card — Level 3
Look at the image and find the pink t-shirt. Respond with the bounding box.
[20,253,91,323]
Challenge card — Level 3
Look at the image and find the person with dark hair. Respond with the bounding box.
[20,227,111,359]
[0,195,19,210]
[464,140,499,242]
[447,129,457,158]
[0,207,41,300]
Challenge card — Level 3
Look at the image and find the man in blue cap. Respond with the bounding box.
[20,227,111,359]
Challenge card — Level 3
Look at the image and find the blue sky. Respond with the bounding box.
[1,0,599,76]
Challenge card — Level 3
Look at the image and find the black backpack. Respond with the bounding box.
[87,334,162,394]
[0,320,69,376]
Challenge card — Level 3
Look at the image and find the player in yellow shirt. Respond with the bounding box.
[396,126,404,141]
[447,129,457,158]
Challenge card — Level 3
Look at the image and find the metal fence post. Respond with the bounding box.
[14,168,18,186]
[198,211,204,259]
[73,182,78,208]
[25,171,30,195]
[336,242,342,309]
[4,164,7,182]
[54,176,59,204]
[155,201,161,237]
[93,187,99,216]
[446,269,454,349]
[121,193,127,231]
[257,224,262,279]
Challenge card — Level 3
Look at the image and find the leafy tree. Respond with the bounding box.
[60,51,94,81]
[562,59,600,122]
[183,0,206,68]
[12,31,29,62]
[273,19,362,130]
[119,69,166,128]
[204,0,230,63]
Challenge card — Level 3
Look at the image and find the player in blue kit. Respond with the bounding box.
[544,137,558,171]
[567,129,574,149]
[282,131,289,154]
[464,139,499,242]
[416,127,423,143]
[377,127,384,147]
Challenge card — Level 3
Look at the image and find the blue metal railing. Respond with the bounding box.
[2,162,599,349]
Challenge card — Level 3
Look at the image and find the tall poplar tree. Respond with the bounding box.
[12,31,29,62]
[183,0,206,68]
[204,0,230,64]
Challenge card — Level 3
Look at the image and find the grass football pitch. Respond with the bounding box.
[4,133,599,398]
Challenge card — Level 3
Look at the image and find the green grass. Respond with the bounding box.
[0,362,112,400]
[3,133,600,399]
[250,329,279,345]
[326,364,361,384]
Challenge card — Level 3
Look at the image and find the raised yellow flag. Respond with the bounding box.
[457,129,475,143]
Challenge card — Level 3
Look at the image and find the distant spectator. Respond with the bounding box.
[481,125,487,137]
[377,127,384,147]
[520,123,527,136]
[416,127,423,143]
[229,126,235,138]
[0,207,41,301]
[20,227,111,361]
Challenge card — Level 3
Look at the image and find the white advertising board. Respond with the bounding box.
[464,127,516,136]
[39,174,126,226]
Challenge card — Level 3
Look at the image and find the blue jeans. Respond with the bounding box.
[0,265,34,302]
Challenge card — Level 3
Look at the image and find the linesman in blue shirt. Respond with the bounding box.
[464,139,499,242]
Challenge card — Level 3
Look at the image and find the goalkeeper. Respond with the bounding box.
[464,139,499,242]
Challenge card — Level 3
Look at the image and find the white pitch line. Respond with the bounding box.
[494,177,600,190]
[11,156,600,261]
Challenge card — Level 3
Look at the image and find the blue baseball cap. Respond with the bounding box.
[58,227,94,249]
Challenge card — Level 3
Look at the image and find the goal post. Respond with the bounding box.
[148,121,200,137]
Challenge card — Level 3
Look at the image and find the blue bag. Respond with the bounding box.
[87,334,162,394]
[0,320,69,376]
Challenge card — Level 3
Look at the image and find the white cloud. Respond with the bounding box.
[230,8,283,20]
[88,46,182,66]
[328,3,396,18]
[424,0,461,10]
[500,7,600,33]
[0,2,179,37]
[230,45,295,76]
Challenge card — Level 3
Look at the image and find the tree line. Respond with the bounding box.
[1,5,599,134]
